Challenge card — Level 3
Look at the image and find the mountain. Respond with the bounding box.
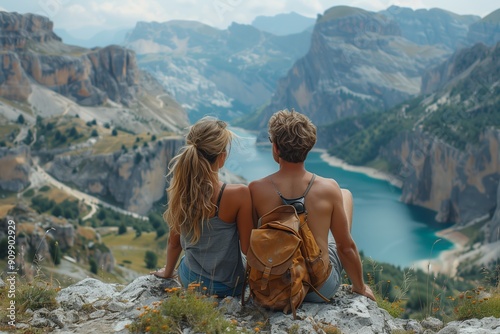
[318,41,500,243]
[0,11,190,210]
[379,6,480,49]
[54,27,131,48]
[467,8,500,46]
[250,6,452,129]
[0,11,188,134]
[124,20,312,122]
[251,11,315,36]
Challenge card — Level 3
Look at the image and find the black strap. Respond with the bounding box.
[271,173,316,198]
[214,183,226,217]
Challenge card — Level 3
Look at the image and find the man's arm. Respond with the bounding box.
[330,182,376,301]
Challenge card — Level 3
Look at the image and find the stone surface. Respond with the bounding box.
[13,275,497,334]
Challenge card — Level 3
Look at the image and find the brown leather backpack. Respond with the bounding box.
[242,205,330,318]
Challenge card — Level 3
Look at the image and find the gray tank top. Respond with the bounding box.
[180,184,245,288]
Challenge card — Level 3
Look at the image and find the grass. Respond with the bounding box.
[0,275,59,326]
[92,131,149,154]
[453,286,500,320]
[101,230,168,274]
[128,285,243,333]
[43,187,80,204]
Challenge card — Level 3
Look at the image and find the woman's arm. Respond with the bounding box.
[235,185,253,255]
[151,229,182,278]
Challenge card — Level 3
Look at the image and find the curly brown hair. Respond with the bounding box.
[268,109,316,163]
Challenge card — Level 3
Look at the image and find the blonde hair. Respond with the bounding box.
[268,109,316,163]
[164,117,233,244]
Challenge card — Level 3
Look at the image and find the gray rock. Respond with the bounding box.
[437,326,459,334]
[31,308,54,328]
[107,301,129,313]
[49,309,66,328]
[422,317,444,331]
[56,278,118,311]
[36,276,500,334]
[89,309,107,320]
[0,278,5,288]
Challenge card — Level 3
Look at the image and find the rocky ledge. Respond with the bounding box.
[10,276,500,334]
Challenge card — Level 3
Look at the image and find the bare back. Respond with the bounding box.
[249,171,346,266]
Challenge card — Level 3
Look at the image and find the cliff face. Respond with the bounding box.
[47,138,184,215]
[0,12,139,106]
[380,129,500,226]
[20,45,139,106]
[0,145,31,192]
[256,6,451,129]
[0,12,61,51]
[0,52,32,101]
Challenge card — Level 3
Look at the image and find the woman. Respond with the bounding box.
[151,117,252,297]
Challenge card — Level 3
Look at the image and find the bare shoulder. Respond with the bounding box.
[248,176,270,192]
[225,183,250,196]
[313,175,342,197]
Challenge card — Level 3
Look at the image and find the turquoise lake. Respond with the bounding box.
[225,128,454,268]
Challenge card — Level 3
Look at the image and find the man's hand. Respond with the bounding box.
[352,284,376,302]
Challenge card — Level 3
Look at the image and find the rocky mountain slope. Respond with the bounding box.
[319,41,500,245]
[124,20,312,122]
[467,9,500,46]
[251,6,453,129]
[0,11,188,135]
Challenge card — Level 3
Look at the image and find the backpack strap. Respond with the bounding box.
[214,183,226,217]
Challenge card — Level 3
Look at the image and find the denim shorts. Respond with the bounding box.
[303,232,343,302]
[178,257,243,297]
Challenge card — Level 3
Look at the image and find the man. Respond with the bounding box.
[249,109,376,302]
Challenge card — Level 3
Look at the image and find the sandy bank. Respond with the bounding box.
[316,149,403,188]
[411,227,470,276]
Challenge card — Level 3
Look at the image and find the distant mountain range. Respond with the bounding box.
[54,27,131,49]
[251,11,315,36]
[124,20,312,122]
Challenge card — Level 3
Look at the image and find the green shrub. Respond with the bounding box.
[128,287,240,333]
[144,251,158,269]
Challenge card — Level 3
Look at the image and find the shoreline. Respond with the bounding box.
[315,149,471,275]
[315,149,403,188]
[411,227,469,276]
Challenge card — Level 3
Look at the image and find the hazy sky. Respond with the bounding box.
[0,0,498,38]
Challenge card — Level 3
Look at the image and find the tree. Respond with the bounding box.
[118,223,127,235]
[49,240,61,265]
[134,225,142,238]
[68,127,78,137]
[89,258,98,274]
[51,205,62,217]
[156,225,167,239]
[144,251,158,269]
[0,238,8,259]
[112,129,118,136]
[91,129,98,137]
[17,114,25,124]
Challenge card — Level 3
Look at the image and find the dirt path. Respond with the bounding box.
[31,159,148,221]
